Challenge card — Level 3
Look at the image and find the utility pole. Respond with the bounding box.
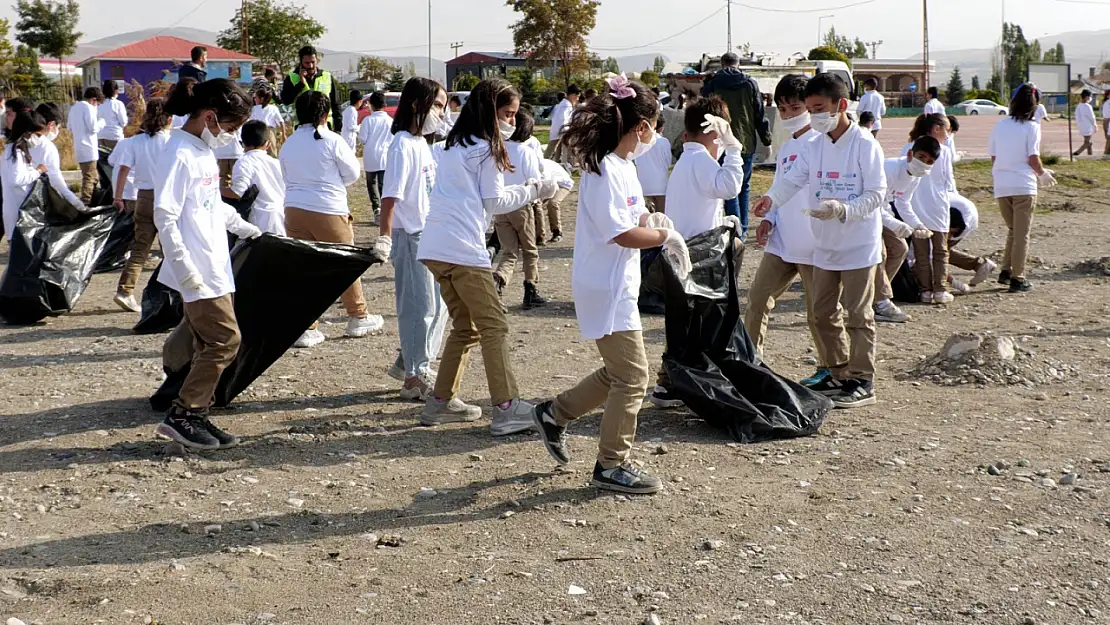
[241,0,250,55]
[428,0,433,80]
[450,42,464,58]
[922,0,929,94]
[726,0,732,53]
[867,40,883,59]
[1000,0,1007,97]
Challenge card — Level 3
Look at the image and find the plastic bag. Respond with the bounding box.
[0,176,117,324]
[660,226,831,443]
[92,146,134,273]
[150,234,382,411]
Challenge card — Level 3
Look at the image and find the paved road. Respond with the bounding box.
[875,114,1102,160]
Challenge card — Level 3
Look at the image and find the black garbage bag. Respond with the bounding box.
[0,176,117,324]
[150,234,381,411]
[90,146,134,274]
[132,260,182,335]
[660,226,831,443]
[891,260,920,304]
[638,247,667,315]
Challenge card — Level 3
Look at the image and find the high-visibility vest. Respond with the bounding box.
[288,70,334,126]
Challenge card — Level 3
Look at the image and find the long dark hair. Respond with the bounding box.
[445,77,519,172]
[35,102,63,126]
[142,98,171,136]
[295,90,330,140]
[9,110,45,163]
[561,80,659,175]
[909,113,947,141]
[102,79,119,99]
[1010,84,1037,122]
[165,77,251,125]
[392,77,443,136]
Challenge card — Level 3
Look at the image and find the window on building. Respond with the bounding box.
[109,64,124,79]
[228,63,241,79]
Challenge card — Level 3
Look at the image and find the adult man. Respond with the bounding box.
[544,85,580,163]
[701,52,772,233]
[281,45,342,132]
[857,78,886,136]
[177,46,208,83]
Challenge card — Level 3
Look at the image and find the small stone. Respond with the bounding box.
[246,521,261,532]
[1100,464,1110,473]
[203,524,222,535]
[416,487,438,499]
[568,584,587,595]
[286,498,305,508]
[643,615,662,625]
[7,618,27,625]
[1021,617,1036,625]
[467,453,483,462]
[500,511,516,519]
[1034,393,1049,401]
[377,534,403,547]
[1017,459,1030,467]
[1059,473,1078,485]
[987,465,1001,476]
[701,539,724,551]
[995,460,1012,470]
[1038,477,1056,488]
[168,559,185,572]
[241,476,259,484]
[803,356,818,365]
[653,445,669,455]
[1087,580,1099,590]
[651,591,670,600]
[163,442,188,457]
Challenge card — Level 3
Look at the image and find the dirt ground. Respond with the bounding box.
[1,159,1109,625]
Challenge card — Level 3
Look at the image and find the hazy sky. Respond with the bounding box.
[0,0,1105,63]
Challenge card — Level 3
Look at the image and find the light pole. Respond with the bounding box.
[817,15,835,47]
[428,0,433,80]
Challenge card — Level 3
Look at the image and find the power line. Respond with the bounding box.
[593,6,727,52]
[152,0,215,37]
[728,0,876,13]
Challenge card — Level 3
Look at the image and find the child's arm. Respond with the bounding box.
[754,142,810,216]
[695,146,744,201]
[153,156,203,286]
[41,144,83,209]
[335,138,362,187]
[479,152,545,216]
[357,117,371,146]
[613,226,669,249]
[223,158,251,200]
[379,141,409,237]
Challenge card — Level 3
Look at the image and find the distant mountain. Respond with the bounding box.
[77,28,223,60]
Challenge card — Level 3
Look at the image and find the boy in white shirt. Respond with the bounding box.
[67,86,106,204]
[753,73,887,409]
[97,80,128,149]
[923,86,945,115]
[250,87,285,156]
[357,91,392,222]
[223,120,286,235]
[900,114,956,304]
[341,89,361,150]
[493,111,548,310]
[543,86,580,163]
[635,117,672,213]
[857,78,886,136]
[1074,90,1096,156]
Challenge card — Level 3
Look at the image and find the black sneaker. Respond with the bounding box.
[493,273,506,298]
[648,385,684,408]
[997,269,1012,285]
[531,401,570,465]
[806,375,850,397]
[156,408,220,450]
[591,462,663,495]
[1009,278,1033,293]
[831,379,877,409]
[200,416,240,448]
[522,281,548,310]
[549,230,563,244]
[536,235,547,247]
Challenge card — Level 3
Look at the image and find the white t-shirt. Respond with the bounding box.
[666,143,744,240]
[542,159,573,188]
[119,130,172,191]
[923,98,945,115]
[1102,101,1110,134]
[503,140,542,187]
[764,130,821,264]
[212,127,244,161]
[881,156,923,230]
[524,136,544,161]
[549,99,573,140]
[382,131,436,234]
[250,104,284,128]
[171,115,188,130]
[948,194,979,243]
[97,97,128,141]
[107,136,138,201]
[67,101,106,163]
[988,117,1041,198]
[858,90,887,130]
[341,106,359,150]
[899,142,954,232]
[29,137,84,209]
[572,152,648,341]
[1033,104,1048,124]
[358,111,393,172]
[231,149,285,227]
[0,145,39,240]
[1076,102,1096,137]
[635,135,672,196]
[279,125,361,215]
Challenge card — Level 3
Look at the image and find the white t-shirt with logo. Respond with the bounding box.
[279,125,361,215]
[231,149,286,234]
[665,143,744,240]
[899,142,954,232]
[358,111,393,172]
[765,130,821,265]
[504,140,542,187]
[634,135,672,196]
[988,117,1041,198]
[382,130,436,234]
[572,152,648,341]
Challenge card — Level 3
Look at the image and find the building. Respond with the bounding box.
[77,36,256,100]
[38,58,82,83]
[852,58,937,106]
[445,51,560,88]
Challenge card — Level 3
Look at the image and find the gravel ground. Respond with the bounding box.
[0,161,1109,625]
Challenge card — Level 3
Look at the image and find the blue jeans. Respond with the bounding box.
[722,152,755,235]
[392,229,447,378]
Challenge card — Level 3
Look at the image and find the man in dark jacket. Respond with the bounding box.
[177,47,208,83]
[701,52,772,234]
[281,45,342,132]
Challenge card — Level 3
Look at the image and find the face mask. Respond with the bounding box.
[630,127,657,160]
[46,128,59,142]
[27,134,45,147]
[420,111,440,136]
[780,112,811,133]
[201,119,237,149]
[809,112,838,134]
[907,157,932,177]
[498,119,515,140]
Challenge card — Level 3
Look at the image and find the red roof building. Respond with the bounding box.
[76,36,257,97]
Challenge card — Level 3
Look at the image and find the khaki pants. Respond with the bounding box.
[284,207,368,321]
[175,295,241,410]
[1075,135,1094,156]
[78,161,98,205]
[912,231,949,294]
[117,191,156,294]
[875,227,909,302]
[543,137,564,162]
[947,236,983,271]
[542,187,568,236]
[998,195,1036,280]
[743,253,824,365]
[645,195,667,214]
[218,159,237,188]
[423,260,518,405]
[811,266,877,382]
[552,330,649,469]
[494,204,539,284]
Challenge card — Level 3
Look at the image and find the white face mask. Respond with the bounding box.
[201,118,237,149]
[780,112,811,133]
[498,119,515,141]
[630,127,657,160]
[907,157,933,177]
[28,134,45,147]
[809,112,838,134]
[46,128,59,142]
[420,111,441,136]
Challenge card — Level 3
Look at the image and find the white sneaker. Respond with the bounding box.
[874,300,911,323]
[949,277,971,295]
[970,259,997,286]
[490,398,537,436]
[399,374,434,401]
[932,291,955,304]
[919,291,934,304]
[387,360,405,381]
[345,315,384,338]
[293,328,326,348]
[113,291,140,313]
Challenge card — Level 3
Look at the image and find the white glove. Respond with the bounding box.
[890,221,914,239]
[533,179,559,200]
[701,114,743,152]
[556,178,574,190]
[645,212,675,230]
[805,199,846,221]
[1038,169,1057,188]
[179,272,204,292]
[912,227,932,240]
[722,215,742,233]
[662,229,692,281]
[233,222,263,239]
[373,235,392,260]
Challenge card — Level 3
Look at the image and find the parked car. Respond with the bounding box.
[956,99,1009,116]
[357,91,404,123]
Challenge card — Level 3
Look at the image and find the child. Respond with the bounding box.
[152,78,262,450]
[635,116,672,213]
[858,111,875,132]
[358,91,392,221]
[97,80,128,150]
[946,115,961,161]
[947,202,995,290]
[988,84,1056,293]
[1074,90,1096,156]
[493,109,548,310]
[544,84,579,162]
[379,77,448,401]
[108,133,138,227]
[753,73,887,409]
[540,158,571,243]
[530,76,685,494]
[342,89,362,150]
[416,77,557,434]
[441,94,462,136]
[3,110,83,241]
[281,90,383,347]
[213,122,243,188]
[874,135,939,324]
[67,86,106,204]
[1102,91,1110,158]
[224,120,286,235]
[923,86,944,115]
[30,102,84,214]
[900,113,956,304]
[857,78,885,136]
[250,86,285,155]
[1033,89,1049,124]
[112,98,173,312]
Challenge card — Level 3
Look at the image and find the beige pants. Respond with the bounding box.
[875,227,909,302]
[539,187,569,238]
[948,236,983,271]
[117,191,157,295]
[284,207,368,321]
[175,295,241,410]
[998,195,1036,280]
[423,260,518,405]
[552,330,649,469]
[743,253,824,365]
[811,266,877,382]
[218,158,237,188]
[494,204,539,284]
[912,231,949,294]
[78,161,98,205]
[543,137,564,162]
[645,195,667,214]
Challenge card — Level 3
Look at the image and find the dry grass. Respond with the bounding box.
[124,79,147,138]
[54,128,79,171]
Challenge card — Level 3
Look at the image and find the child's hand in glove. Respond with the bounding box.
[722,215,742,233]
[373,235,392,260]
[1037,169,1057,188]
[645,212,675,230]
[805,199,846,221]
[701,114,743,152]
[912,227,933,240]
[179,272,204,292]
[890,221,914,239]
[663,229,692,280]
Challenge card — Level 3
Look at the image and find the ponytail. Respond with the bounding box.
[295,90,331,140]
[142,98,171,136]
[561,77,659,175]
[166,77,251,122]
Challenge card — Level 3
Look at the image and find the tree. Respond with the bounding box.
[10,44,48,88]
[404,61,417,79]
[1029,39,1042,64]
[507,0,600,90]
[821,26,867,59]
[453,72,479,91]
[808,46,849,64]
[971,75,981,90]
[639,69,659,88]
[357,56,397,82]
[1055,42,1065,63]
[602,56,620,74]
[987,71,1002,93]
[217,0,325,72]
[507,67,537,103]
[386,66,406,91]
[976,89,1002,104]
[653,55,666,73]
[1001,23,1032,94]
[852,38,868,59]
[946,67,965,106]
[13,0,81,94]
[0,19,16,69]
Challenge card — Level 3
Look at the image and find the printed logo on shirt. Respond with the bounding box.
[627,195,640,207]
[422,165,434,196]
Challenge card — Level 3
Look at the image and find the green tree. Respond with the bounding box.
[1001,23,1032,94]
[852,38,868,59]
[10,44,48,89]
[946,66,965,106]
[13,0,81,93]
[507,0,600,90]
[357,55,397,82]
[217,0,325,72]
[821,26,867,59]
[602,56,619,74]
[386,66,406,91]
[976,88,1002,104]
[507,67,536,103]
[987,71,1002,93]
[0,19,16,68]
[808,46,849,64]
[653,55,665,73]
[1029,39,1042,63]
[453,71,479,91]
[971,75,981,90]
[639,69,659,88]
[1054,42,1065,63]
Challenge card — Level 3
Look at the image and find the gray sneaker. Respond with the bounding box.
[591,462,663,495]
[420,397,482,425]
[490,399,537,436]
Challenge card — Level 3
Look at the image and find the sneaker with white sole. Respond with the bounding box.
[830,379,877,409]
[293,328,326,348]
[949,277,971,295]
[420,397,482,425]
[490,398,537,436]
[399,374,434,401]
[531,401,570,465]
[806,375,850,397]
[932,291,955,304]
[970,259,997,286]
[591,462,663,495]
[919,291,934,304]
[113,291,141,313]
[345,315,385,338]
[874,300,911,323]
[648,386,685,408]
